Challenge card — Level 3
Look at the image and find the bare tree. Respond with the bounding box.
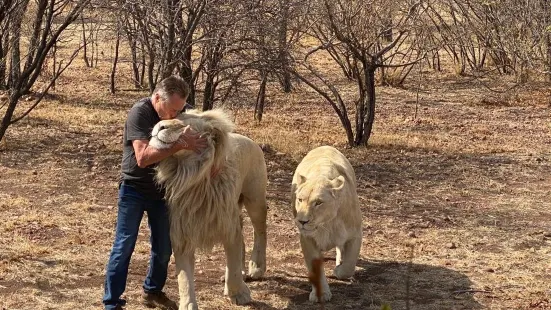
[197,1,266,110]
[422,0,551,83]
[117,0,207,98]
[250,0,307,120]
[119,12,145,88]
[291,0,425,146]
[0,0,90,142]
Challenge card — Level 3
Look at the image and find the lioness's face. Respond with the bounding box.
[294,175,344,235]
[150,119,186,149]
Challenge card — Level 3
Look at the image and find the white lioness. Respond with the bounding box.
[291,146,362,302]
[149,109,267,309]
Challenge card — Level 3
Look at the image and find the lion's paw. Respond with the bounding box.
[227,286,252,305]
[309,287,332,303]
[179,302,199,310]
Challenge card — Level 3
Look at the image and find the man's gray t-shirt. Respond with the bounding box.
[120,97,164,200]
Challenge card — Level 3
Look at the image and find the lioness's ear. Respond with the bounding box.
[297,174,307,185]
[330,175,345,193]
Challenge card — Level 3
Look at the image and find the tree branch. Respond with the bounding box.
[10,45,82,124]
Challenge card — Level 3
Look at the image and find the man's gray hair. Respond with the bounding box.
[153,75,191,102]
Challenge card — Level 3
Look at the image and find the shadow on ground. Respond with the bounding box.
[259,258,484,310]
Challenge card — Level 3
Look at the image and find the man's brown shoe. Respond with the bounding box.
[142,291,178,310]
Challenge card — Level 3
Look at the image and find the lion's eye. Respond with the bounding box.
[297,198,303,203]
[314,200,323,206]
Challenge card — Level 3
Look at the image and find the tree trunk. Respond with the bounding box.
[110,29,120,94]
[8,5,25,89]
[23,0,45,74]
[354,97,364,146]
[254,72,268,121]
[162,0,179,78]
[81,15,90,67]
[0,31,7,89]
[148,52,155,92]
[278,0,292,92]
[51,41,56,90]
[130,38,140,88]
[123,15,141,88]
[382,12,393,42]
[433,50,441,71]
[544,0,551,82]
[8,39,20,89]
[0,91,20,142]
[140,42,146,87]
[180,45,195,107]
[358,67,376,146]
[202,74,215,111]
[90,18,95,68]
[94,24,99,67]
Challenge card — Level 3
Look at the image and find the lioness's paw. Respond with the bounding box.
[333,264,355,280]
[248,261,265,280]
[179,302,198,310]
[309,288,332,302]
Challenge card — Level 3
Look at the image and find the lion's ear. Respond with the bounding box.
[211,128,221,145]
[330,175,345,194]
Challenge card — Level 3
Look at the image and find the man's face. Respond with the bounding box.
[155,93,187,120]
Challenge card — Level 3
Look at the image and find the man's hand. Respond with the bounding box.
[173,125,208,154]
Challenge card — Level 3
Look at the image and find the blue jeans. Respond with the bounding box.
[103,184,172,309]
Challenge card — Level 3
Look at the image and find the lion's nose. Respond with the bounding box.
[298,220,309,225]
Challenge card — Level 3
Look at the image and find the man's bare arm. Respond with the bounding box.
[133,139,183,168]
[133,126,208,168]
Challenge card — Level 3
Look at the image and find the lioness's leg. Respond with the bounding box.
[223,233,252,305]
[334,236,361,280]
[243,196,267,279]
[300,235,331,302]
[174,251,198,310]
[336,245,343,267]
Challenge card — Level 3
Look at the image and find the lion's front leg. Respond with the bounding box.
[300,235,331,302]
[175,250,198,310]
[334,235,361,280]
[223,233,252,305]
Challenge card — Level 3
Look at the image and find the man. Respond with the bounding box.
[103,76,207,310]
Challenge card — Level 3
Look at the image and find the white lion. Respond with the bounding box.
[149,109,267,309]
[291,146,362,302]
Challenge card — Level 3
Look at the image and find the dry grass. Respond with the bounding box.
[1,40,551,310]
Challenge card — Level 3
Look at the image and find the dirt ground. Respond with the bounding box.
[0,50,550,310]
